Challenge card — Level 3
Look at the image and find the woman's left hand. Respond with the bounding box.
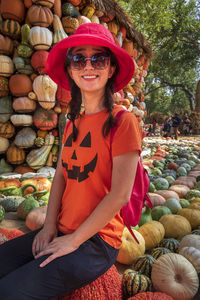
[34,234,79,267]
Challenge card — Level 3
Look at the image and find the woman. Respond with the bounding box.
[0,23,142,299]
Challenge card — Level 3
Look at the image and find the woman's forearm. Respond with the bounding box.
[43,157,66,228]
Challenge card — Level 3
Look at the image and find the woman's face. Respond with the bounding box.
[67,45,116,94]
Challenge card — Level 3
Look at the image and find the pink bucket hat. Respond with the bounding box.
[46,23,135,92]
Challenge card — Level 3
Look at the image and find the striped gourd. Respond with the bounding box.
[151,247,171,260]
[0,121,15,139]
[158,238,180,253]
[191,229,200,236]
[1,20,21,37]
[122,269,153,298]
[133,255,155,278]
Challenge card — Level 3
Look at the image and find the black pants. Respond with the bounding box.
[0,229,119,300]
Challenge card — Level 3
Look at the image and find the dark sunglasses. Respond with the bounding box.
[67,52,110,70]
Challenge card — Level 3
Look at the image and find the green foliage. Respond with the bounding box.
[119,0,200,115]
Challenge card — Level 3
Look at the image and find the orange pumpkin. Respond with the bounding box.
[6,143,26,165]
[0,34,14,56]
[9,74,32,97]
[1,0,25,23]
[14,165,35,174]
[0,121,15,138]
[27,5,53,28]
[62,16,79,34]
[0,178,21,189]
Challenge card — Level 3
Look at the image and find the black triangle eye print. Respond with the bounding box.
[71,150,77,160]
[65,133,73,147]
[62,131,97,182]
[80,132,91,147]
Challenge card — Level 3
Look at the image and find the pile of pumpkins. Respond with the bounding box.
[0,0,149,174]
[117,141,200,299]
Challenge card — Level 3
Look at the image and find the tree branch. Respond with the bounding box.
[162,80,196,110]
[145,84,167,95]
[180,34,200,55]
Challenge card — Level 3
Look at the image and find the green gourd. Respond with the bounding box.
[151,206,172,221]
[0,205,5,222]
[62,3,80,17]
[139,204,152,226]
[163,198,182,214]
[0,195,25,212]
[17,198,40,220]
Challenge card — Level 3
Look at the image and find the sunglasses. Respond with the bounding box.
[67,52,110,70]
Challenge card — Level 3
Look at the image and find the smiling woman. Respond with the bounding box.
[0,23,142,300]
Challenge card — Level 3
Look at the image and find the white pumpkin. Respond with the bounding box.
[14,127,36,148]
[10,114,33,126]
[29,26,52,50]
[33,75,57,110]
[179,247,200,273]
[179,234,200,251]
[151,253,199,300]
[0,136,9,154]
[0,55,14,77]
[13,97,36,113]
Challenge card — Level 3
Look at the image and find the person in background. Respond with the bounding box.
[0,23,141,300]
[183,114,191,136]
[152,118,157,135]
[171,113,181,140]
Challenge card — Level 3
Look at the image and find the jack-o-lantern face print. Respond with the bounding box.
[62,131,98,182]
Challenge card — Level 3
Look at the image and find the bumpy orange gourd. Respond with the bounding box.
[128,291,174,299]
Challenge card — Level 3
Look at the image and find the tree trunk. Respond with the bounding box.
[195,80,200,112]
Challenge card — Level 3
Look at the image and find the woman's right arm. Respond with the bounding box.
[32,146,66,256]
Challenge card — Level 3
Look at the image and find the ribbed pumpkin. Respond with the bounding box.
[62,16,79,34]
[0,76,9,96]
[1,19,21,38]
[179,246,200,273]
[14,127,36,148]
[0,55,14,77]
[10,114,33,127]
[1,0,25,23]
[31,50,48,74]
[0,35,13,56]
[158,238,180,253]
[179,234,200,251]
[128,292,174,299]
[6,143,26,164]
[122,269,153,298]
[13,97,36,113]
[9,74,32,97]
[150,247,171,260]
[33,107,58,130]
[177,208,200,229]
[0,96,13,123]
[56,86,71,107]
[138,221,165,250]
[159,214,191,238]
[151,253,199,300]
[133,255,155,278]
[27,5,53,28]
[32,0,55,8]
[0,121,15,138]
[29,26,53,50]
[33,75,57,110]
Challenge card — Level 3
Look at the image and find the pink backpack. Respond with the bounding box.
[110,110,152,243]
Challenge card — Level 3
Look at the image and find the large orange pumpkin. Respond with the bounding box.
[27,5,53,27]
[1,0,25,23]
[9,74,32,97]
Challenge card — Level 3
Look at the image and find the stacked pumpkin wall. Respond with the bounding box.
[0,0,151,173]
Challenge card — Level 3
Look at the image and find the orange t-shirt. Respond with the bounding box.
[58,105,142,249]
